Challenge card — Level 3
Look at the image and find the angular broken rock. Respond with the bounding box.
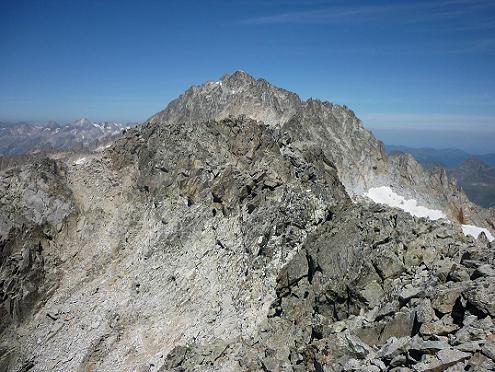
[482,334,495,361]
[420,316,460,336]
[415,298,437,324]
[472,264,495,279]
[399,285,423,303]
[378,336,411,359]
[379,310,416,344]
[437,348,471,367]
[464,278,495,317]
[430,282,469,314]
[465,352,495,371]
[414,349,471,371]
[359,280,385,308]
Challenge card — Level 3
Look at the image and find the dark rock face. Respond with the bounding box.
[0,73,494,371]
[0,159,77,332]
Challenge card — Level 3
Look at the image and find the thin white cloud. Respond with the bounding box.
[242,5,396,24]
[242,0,495,25]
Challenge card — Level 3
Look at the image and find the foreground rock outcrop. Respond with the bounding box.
[1,73,494,371]
[0,159,77,333]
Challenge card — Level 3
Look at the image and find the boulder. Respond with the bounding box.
[464,278,495,317]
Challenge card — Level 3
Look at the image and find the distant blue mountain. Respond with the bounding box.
[385,144,495,168]
[386,144,495,208]
[479,153,495,166]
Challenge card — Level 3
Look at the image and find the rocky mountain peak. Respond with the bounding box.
[72,117,92,127]
[149,71,301,128]
[74,117,91,125]
[147,72,381,193]
[220,69,256,85]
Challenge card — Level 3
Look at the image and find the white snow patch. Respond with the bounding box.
[365,186,446,220]
[462,224,494,242]
[95,143,112,152]
[206,81,222,88]
[365,186,494,242]
[73,157,87,165]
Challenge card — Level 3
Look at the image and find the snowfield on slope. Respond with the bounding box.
[365,186,494,242]
[462,224,494,242]
[73,157,87,165]
[365,186,446,220]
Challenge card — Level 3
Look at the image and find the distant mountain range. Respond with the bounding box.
[0,118,137,155]
[386,144,495,208]
[386,144,495,168]
[449,156,495,208]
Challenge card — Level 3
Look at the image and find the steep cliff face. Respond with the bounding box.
[1,73,495,371]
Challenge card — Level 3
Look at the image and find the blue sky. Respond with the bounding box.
[1,0,494,152]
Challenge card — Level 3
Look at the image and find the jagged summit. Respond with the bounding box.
[220,70,256,84]
[150,71,365,130]
[72,117,92,127]
[149,70,302,129]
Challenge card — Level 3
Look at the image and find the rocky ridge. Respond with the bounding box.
[0,73,494,371]
[150,71,493,233]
